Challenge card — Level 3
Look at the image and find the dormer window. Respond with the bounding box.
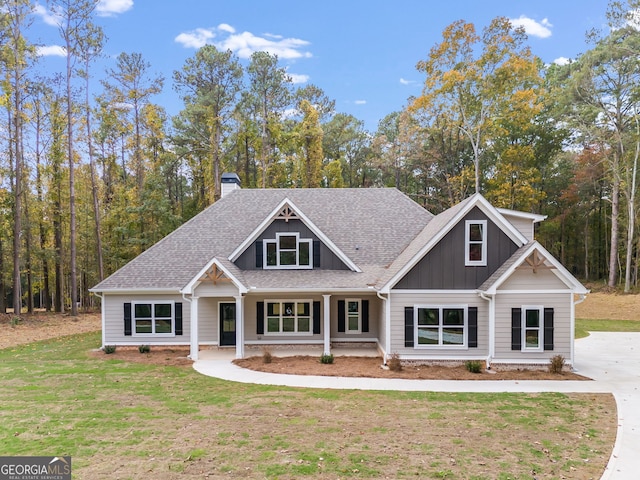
[264,233,312,269]
[465,220,487,266]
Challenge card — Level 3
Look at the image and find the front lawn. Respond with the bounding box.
[0,332,616,479]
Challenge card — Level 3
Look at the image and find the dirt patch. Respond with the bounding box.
[0,311,100,350]
[234,355,589,380]
[576,291,640,320]
[89,346,193,367]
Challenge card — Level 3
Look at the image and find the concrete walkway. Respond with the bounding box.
[193,333,640,480]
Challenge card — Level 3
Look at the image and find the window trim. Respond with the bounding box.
[263,233,313,270]
[132,301,175,337]
[413,304,468,349]
[465,220,487,266]
[263,299,313,335]
[345,298,362,334]
[521,305,544,352]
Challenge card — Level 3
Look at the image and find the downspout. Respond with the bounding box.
[479,292,494,369]
[572,293,588,369]
[93,292,105,349]
[181,293,194,359]
[377,290,390,364]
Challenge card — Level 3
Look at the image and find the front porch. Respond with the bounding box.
[197,344,381,361]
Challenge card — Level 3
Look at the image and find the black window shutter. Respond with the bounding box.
[255,241,263,268]
[175,302,183,336]
[313,240,321,268]
[511,308,522,350]
[544,308,554,351]
[124,303,132,336]
[337,300,345,332]
[404,306,414,347]
[468,306,478,348]
[313,301,321,334]
[256,302,264,335]
[362,300,369,333]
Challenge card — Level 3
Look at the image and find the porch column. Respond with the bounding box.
[189,296,199,360]
[322,294,331,355]
[235,295,245,359]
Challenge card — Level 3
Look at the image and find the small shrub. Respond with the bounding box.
[10,316,21,327]
[387,352,402,371]
[138,344,150,354]
[103,345,116,354]
[320,353,334,364]
[465,360,483,374]
[549,355,565,374]
[262,348,273,364]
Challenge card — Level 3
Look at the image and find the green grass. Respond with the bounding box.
[576,318,640,338]
[0,332,616,479]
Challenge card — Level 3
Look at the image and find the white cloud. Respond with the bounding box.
[288,73,309,84]
[36,45,66,57]
[400,78,419,86]
[96,0,133,16]
[354,100,367,105]
[175,28,215,49]
[175,24,312,60]
[553,56,571,66]
[509,15,553,38]
[218,23,235,33]
[34,3,62,27]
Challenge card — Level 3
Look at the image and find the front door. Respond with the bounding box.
[219,303,236,346]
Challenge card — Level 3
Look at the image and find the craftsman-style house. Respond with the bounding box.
[91,174,588,368]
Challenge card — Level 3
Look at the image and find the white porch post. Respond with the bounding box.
[488,294,495,366]
[189,296,199,360]
[323,294,331,355]
[235,295,245,359]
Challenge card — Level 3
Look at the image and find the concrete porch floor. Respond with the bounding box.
[198,345,381,360]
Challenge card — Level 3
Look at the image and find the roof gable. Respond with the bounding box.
[228,198,361,272]
[479,241,589,294]
[380,193,528,292]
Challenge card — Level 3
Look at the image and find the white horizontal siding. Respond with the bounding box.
[493,292,572,362]
[193,282,239,297]
[244,294,324,342]
[103,293,189,346]
[499,267,569,290]
[389,291,489,359]
[504,216,534,241]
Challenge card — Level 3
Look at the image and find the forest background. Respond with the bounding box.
[2,0,639,316]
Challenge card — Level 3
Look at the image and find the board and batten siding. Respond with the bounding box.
[234,219,349,270]
[493,292,572,362]
[103,293,189,345]
[388,291,489,360]
[394,208,519,290]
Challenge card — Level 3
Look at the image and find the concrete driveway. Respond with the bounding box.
[194,332,640,480]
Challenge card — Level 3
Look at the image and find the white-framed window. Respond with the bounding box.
[264,233,313,269]
[345,299,361,334]
[465,220,487,266]
[133,301,175,336]
[264,300,312,334]
[414,305,467,348]
[522,306,543,351]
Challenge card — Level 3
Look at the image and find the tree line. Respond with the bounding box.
[1,0,639,316]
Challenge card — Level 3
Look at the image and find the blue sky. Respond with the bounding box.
[29,0,610,131]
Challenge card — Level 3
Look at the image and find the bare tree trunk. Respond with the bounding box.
[85,58,104,282]
[608,167,620,288]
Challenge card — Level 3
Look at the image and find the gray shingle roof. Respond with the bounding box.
[92,188,434,292]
